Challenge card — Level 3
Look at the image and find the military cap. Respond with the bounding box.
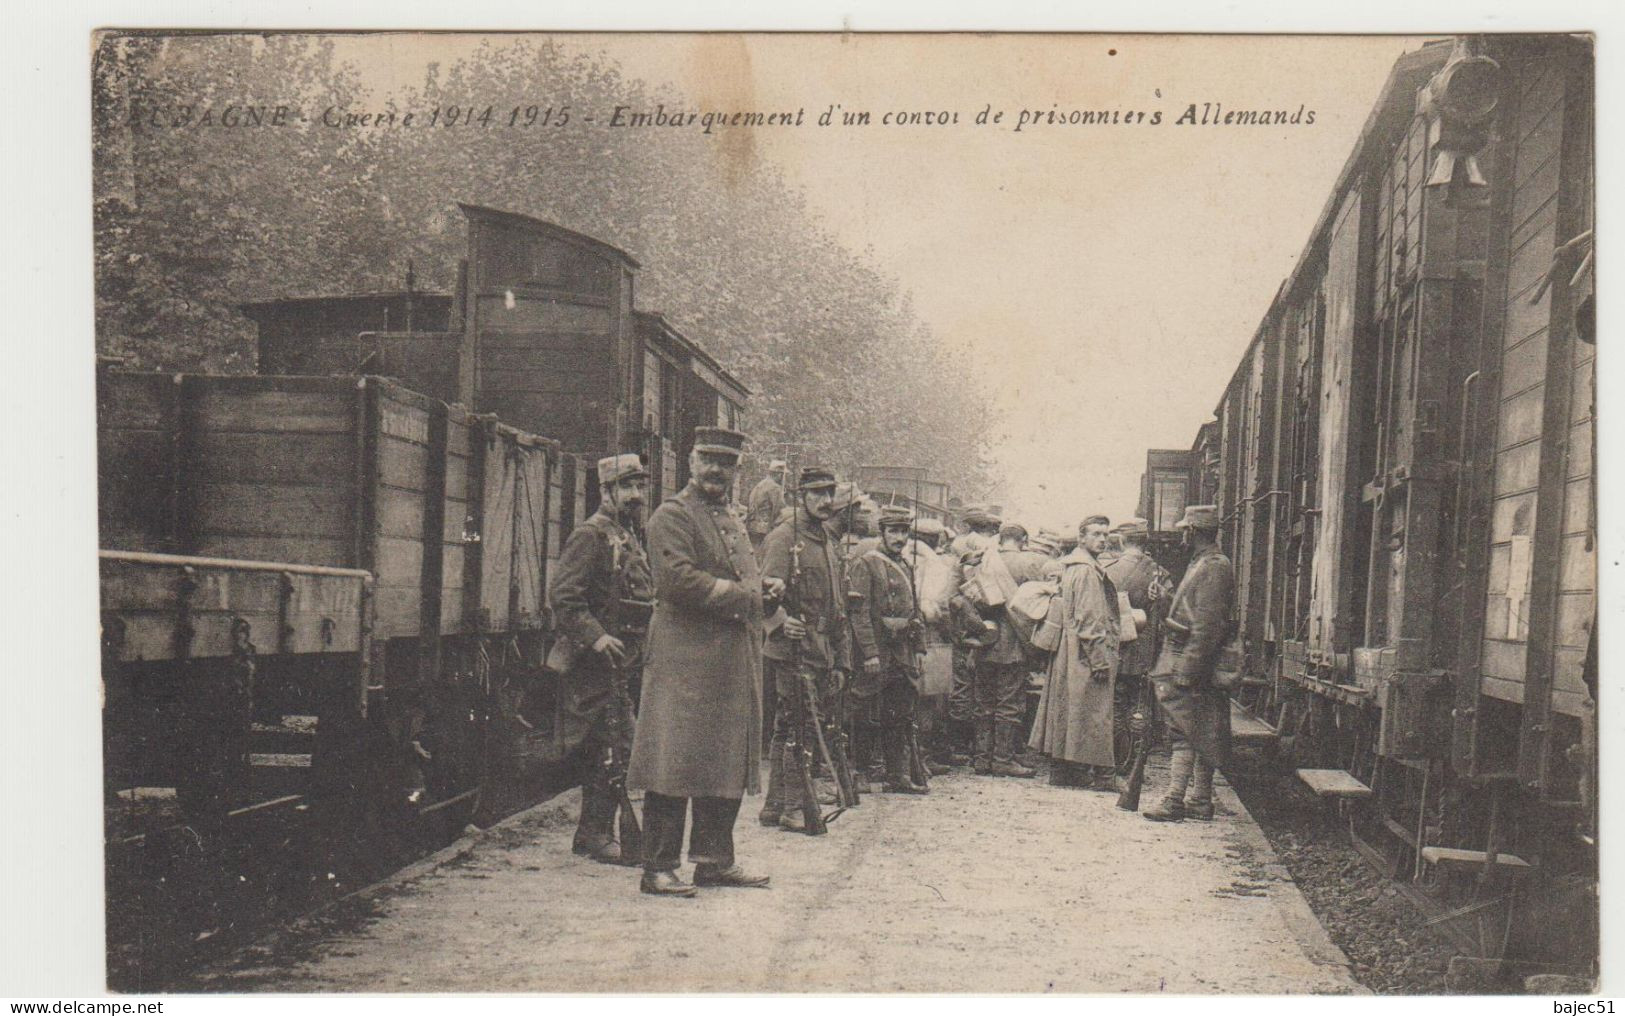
[1115,517,1150,538]
[999,522,1029,543]
[1174,504,1222,532]
[961,503,1002,528]
[693,426,747,459]
[798,466,838,492]
[877,505,914,530]
[596,453,649,486]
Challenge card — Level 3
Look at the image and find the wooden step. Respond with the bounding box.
[1420,846,1532,870]
[1296,768,1373,798]
[1230,701,1279,741]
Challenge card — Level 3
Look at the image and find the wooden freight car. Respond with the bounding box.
[98,370,586,827]
[1167,35,1596,974]
[244,204,749,506]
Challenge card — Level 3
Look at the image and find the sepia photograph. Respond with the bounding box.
[59,22,1605,997]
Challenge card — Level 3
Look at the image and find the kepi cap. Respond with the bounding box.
[877,505,914,529]
[798,466,838,492]
[693,426,747,459]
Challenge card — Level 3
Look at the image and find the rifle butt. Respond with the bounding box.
[1115,749,1148,812]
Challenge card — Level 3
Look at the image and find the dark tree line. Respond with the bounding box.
[93,33,997,499]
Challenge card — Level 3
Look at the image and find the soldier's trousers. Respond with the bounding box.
[973,658,1028,727]
[949,643,976,724]
[560,660,637,850]
[642,792,741,873]
[854,670,919,780]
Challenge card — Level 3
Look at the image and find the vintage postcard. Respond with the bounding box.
[82,29,1598,996]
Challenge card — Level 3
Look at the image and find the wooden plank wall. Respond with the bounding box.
[1479,56,1568,706]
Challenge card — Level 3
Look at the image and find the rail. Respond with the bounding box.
[99,549,373,580]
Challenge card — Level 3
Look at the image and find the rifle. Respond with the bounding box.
[905,477,931,792]
[786,495,828,834]
[805,670,856,813]
[1115,678,1155,812]
[605,656,643,862]
[789,663,828,834]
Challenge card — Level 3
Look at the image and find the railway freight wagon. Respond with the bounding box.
[98,369,587,837]
[245,204,749,515]
[1162,36,1596,975]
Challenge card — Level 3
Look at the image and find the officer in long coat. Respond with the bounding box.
[1144,505,1236,823]
[1028,515,1121,789]
[847,505,929,794]
[758,466,848,833]
[1104,518,1173,769]
[548,453,654,866]
[626,427,777,895]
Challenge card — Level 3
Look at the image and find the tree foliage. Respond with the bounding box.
[92,33,997,498]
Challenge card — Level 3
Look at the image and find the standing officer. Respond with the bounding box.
[626,427,777,895]
[1144,505,1235,823]
[847,506,929,794]
[549,453,655,865]
[747,459,789,556]
[1105,519,1173,773]
[759,467,848,832]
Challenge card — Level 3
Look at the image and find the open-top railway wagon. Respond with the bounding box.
[1141,35,1597,978]
[99,370,589,842]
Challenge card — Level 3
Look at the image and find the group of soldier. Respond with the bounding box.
[546,424,1236,898]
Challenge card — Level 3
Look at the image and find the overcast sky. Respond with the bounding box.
[344,32,1432,532]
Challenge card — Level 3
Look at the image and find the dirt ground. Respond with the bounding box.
[184,761,1363,994]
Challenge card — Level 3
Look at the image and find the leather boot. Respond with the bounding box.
[759,738,785,826]
[572,782,622,863]
[1143,797,1186,822]
[973,721,994,775]
[640,869,697,897]
[883,726,927,794]
[990,721,1036,778]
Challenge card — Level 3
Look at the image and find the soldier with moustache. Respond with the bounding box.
[626,427,777,895]
[847,506,930,794]
[758,467,850,832]
[548,453,655,866]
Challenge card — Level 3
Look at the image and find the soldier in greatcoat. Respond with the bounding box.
[847,506,929,794]
[625,427,778,895]
[1104,518,1173,771]
[548,453,655,865]
[1028,515,1122,789]
[758,467,849,832]
[1144,505,1236,822]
